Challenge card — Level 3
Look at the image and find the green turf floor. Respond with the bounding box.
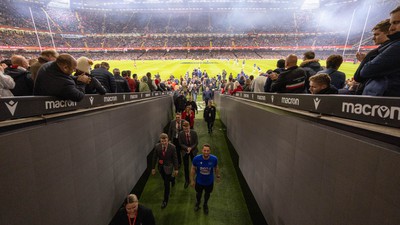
[138,101,253,225]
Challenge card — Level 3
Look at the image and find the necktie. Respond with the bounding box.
[162,146,166,157]
[186,133,190,145]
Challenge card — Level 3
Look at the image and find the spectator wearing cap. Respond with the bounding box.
[5,55,33,96]
[30,50,59,81]
[309,73,338,94]
[75,56,106,95]
[317,55,346,90]
[34,54,91,102]
[91,62,116,93]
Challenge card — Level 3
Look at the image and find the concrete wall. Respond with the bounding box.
[216,95,400,225]
[0,97,173,225]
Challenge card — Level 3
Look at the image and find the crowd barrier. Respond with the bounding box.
[0,91,172,122]
[231,92,400,128]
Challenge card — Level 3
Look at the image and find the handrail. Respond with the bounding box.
[229,92,400,128]
[0,91,172,121]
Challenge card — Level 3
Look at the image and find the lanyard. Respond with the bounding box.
[127,210,138,225]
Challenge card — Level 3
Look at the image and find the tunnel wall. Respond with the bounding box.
[216,94,400,225]
[0,96,173,225]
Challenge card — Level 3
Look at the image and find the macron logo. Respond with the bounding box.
[5,100,18,116]
[313,98,321,110]
[89,96,94,106]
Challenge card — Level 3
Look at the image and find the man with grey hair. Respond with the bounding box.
[4,55,33,96]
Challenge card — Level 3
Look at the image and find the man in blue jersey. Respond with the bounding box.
[190,144,221,214]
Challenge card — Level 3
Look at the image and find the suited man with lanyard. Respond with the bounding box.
[168,113,183,167]
[179,121,198,189]
[152,133,179,209]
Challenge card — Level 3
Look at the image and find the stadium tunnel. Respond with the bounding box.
[0,92,399,225]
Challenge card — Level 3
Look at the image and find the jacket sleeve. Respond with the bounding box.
[360,42,400,79]
[108,73,117,93]
[178,132,188,150]
[60,83,85,102]
[0,73,16,89]
[91,77,107,95]
[270,75,286,92]
[190,132,198,150]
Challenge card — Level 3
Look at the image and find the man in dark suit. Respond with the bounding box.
[168,113,183,166]
[151,133,179,209]
[179,121,198,189]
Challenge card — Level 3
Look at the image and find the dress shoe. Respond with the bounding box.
[161,201,168,209]
[184,182,189,189]
[203,204,209,215]
[194,203,201,212]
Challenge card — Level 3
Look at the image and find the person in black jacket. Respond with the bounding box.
[34,54,91,102]
[300,51,323,76]
[203,101,216,134]
[270,54,307,93]
[113,68,131,93]
[111,194,155,225]
[91,62,116,93]
[309,73,338,94]
[4,55,33,96]
[75,56,106,95]
[354,19,391,95]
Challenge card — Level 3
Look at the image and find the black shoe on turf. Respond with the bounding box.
[194,203,201,212]
[203,204,209,215]
[161,201,168,209]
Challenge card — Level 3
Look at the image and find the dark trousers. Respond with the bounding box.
[159,167,173,202]
[183,152,195,183]
[172,138,182,166]
[206,121,214,132]
[195,183,214,205]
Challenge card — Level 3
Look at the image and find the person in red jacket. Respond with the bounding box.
[181,105,195,129]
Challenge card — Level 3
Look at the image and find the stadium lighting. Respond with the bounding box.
[301,0,320,10]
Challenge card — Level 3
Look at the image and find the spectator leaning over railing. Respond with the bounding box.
[357,6,400,97]
[309,73,338,94]
[34,54,91,102]
[75,56,106,95]
[5,55,33,96]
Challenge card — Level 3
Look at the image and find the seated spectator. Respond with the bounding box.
[0,64,15,97]
[139,76,151,92]
[123,70,136,92]
[113,68,130,93]
[230,81,243,95]
[91,62,116,93]
[110,194,155,225]
[251,73,267,92]
[270,54,307,93]
[30,50,59,81]
[34,54,91,102]
[5,55,33,96]
[317,54,346,89]
[243,79,252,91]
[309,74,338,94]
[273,59,286,74]
[300,51,323,76]
[75,56,106,95]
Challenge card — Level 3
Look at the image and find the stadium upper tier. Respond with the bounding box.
[0,0,397,51]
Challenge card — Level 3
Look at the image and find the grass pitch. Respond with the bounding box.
[96,59,359,81]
